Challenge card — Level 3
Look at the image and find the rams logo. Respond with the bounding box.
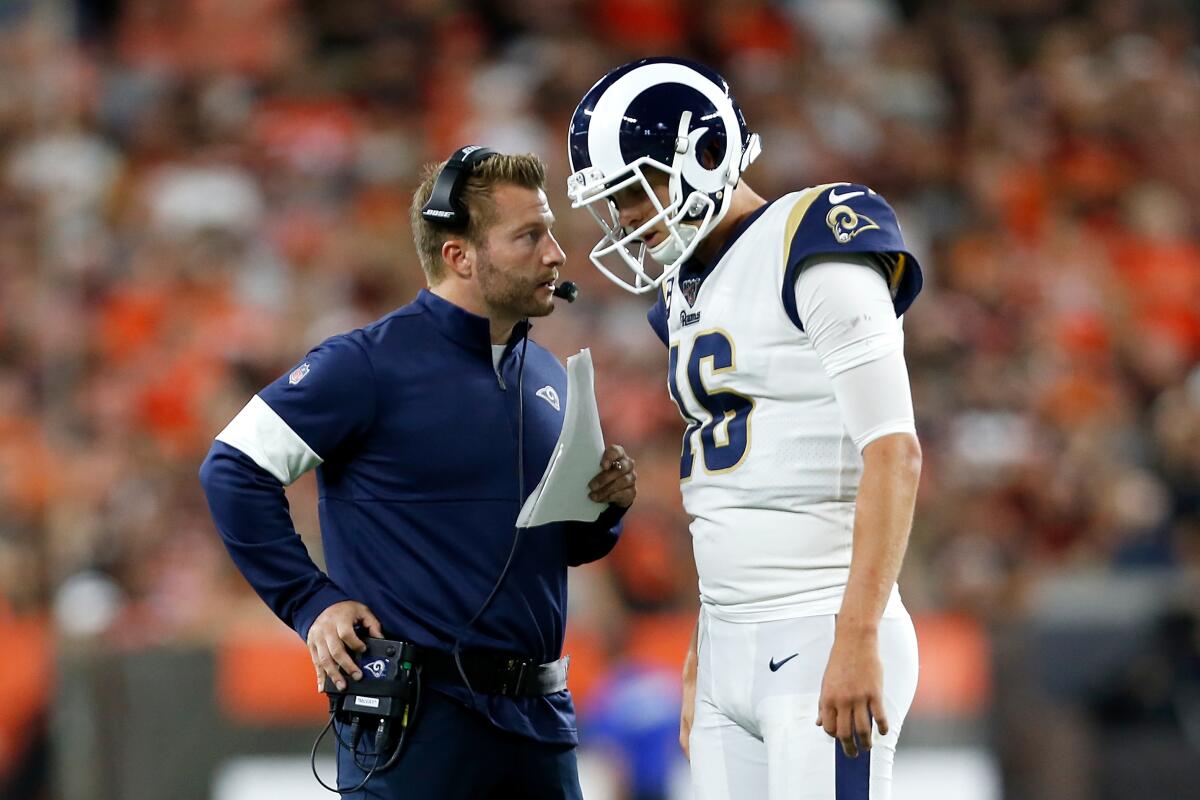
[826,205,880,244]
[535,386,561,411]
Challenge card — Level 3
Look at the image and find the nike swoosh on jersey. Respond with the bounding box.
[828,187,865,204]
[768,653,799,672]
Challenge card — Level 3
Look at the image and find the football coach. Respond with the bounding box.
[199,147,636,799]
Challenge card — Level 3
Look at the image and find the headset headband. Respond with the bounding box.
[420,145,498,229]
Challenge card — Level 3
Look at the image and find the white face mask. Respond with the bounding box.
[647,222,699,267]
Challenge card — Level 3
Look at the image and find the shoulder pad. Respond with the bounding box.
[787,183,906,261]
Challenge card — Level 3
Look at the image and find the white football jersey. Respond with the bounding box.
[648,182,922,622]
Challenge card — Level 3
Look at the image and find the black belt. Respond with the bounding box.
[420,649,569,697]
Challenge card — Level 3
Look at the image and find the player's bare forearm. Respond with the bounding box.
[683,613,699,670]
[837,432,921,634]
[819,431,920,755]
[679,614,699,759]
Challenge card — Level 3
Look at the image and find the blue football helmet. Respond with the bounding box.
[567,57,761,294]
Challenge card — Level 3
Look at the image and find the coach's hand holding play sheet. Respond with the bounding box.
[517,348,608,527]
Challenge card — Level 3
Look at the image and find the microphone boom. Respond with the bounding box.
[552,281,579,303]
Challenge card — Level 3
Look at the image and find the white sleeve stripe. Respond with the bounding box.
[215,395,323,486]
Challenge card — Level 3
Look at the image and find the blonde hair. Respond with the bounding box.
[410,153,548,284]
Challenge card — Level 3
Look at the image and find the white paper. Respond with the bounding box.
[516,348,608,527]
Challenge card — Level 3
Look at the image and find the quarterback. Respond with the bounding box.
[567,58,922,799]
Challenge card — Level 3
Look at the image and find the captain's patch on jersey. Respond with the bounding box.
[536,385,561,411]
[288,362,310,385]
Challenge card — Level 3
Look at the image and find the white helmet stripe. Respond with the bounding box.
[587,62,743,183]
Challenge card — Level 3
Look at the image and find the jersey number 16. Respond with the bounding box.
[668,330,755,480]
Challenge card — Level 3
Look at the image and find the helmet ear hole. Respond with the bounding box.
[699,140,722,170]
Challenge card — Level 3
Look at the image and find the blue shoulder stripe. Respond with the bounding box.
[780,183,923,331]
[647,280,669,347]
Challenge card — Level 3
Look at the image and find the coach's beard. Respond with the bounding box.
[476,254,555,321]
[483,277,555,321]
[647,222,698,266]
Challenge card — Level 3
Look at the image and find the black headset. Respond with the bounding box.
[419,145,497,229]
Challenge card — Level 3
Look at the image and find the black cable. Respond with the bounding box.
[450,325,532,697]
[329,714,373,760]
[347,719,384,773]
[310,713,379,795]
[310,711,379,795]
[310,714,337,791]
[310,666,424,794]
[371,666,423,774]
[312,323,531,793]
[324,711,381,771]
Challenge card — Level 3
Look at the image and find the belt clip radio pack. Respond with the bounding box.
[311,636,423,795]
[323,637,420,720]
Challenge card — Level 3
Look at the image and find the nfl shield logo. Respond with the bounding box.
[680,277,703,306]
[289,363,310,385]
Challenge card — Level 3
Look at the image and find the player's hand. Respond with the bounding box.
[588,444,636,508]
[307,600,384,692]
[815,625,889,758]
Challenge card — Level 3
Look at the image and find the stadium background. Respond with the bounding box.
[1,0,1199,798]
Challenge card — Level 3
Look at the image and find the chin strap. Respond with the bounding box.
[647,222,698,267]
[667,110,694,215]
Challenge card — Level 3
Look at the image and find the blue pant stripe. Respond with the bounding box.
[834,735,871,800]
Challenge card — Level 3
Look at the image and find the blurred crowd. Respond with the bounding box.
[2,0,1200,795]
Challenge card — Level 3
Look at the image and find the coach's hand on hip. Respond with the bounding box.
[588,445,637,508]
[308,600,385,692]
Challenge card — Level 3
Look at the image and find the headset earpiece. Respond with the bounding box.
[420,146,497,229]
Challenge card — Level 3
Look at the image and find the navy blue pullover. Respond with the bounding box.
[199,289,624,744]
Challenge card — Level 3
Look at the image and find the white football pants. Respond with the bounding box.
[689,611,919,800]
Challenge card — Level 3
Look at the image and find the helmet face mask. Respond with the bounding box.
[567,58,760,295]
[568,152,717,294]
